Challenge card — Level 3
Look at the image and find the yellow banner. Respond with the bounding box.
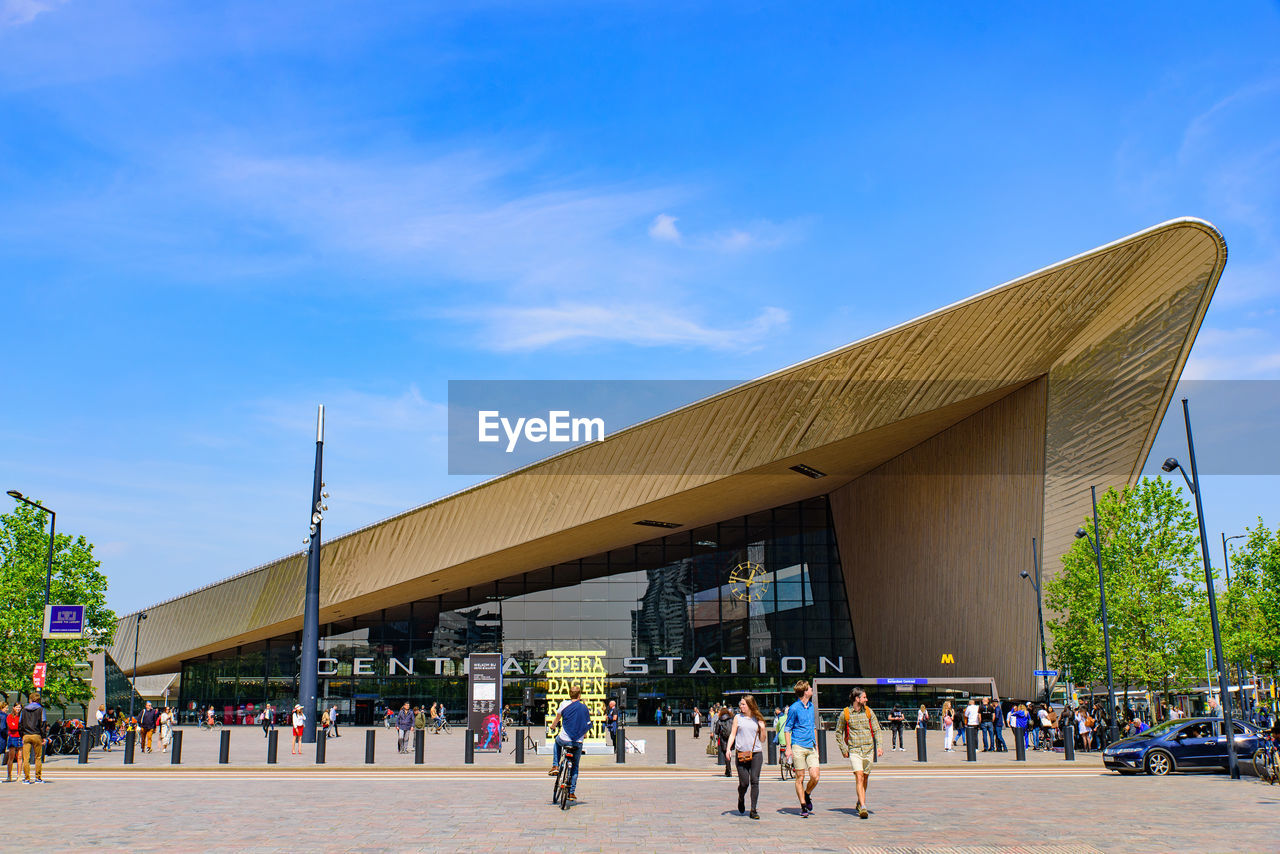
[544,650,607,742]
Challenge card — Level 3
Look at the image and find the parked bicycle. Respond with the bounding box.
[1253,738,1279,785]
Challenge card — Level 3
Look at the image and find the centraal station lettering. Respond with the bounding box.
[315,653,848,678]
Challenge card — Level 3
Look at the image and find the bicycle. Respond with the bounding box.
[779,748,795,780]
[431,718,452,734]
[1253,739,1278,785]
[552,743,579,810]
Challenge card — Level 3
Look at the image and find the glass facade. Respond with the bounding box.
[179,495,858,725]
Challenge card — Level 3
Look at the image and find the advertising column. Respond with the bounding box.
[468,653,503,752]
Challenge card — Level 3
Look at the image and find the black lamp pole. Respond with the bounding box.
[1221,532,1247,718]
[1021,537,1050,703]
[1162,397,1239,779]
[130,612,148,721]
[1077,486,1120,745]
[299,405,325,744]
[6,490,56,666]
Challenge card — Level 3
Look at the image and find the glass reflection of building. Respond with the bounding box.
[179,495,858,725]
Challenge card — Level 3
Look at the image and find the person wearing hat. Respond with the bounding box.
[291,704,307,755]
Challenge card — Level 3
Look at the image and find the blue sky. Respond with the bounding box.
[2,2,1278,616]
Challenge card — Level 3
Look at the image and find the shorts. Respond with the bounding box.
[848,750,873,774]
[791,744,819,772]
[7,736,20,750]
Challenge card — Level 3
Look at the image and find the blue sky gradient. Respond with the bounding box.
[2,2,1278,615]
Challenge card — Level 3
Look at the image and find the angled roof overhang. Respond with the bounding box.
[114,218,1226,675]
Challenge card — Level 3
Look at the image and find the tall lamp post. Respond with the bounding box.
[1075,485,1120,746]
[6,490,56,666]
[299,405,328,743]
[1162,396,1239,779]
[130,612,148,721]
[1221,532,1247,718]
[1020,536,1051,703]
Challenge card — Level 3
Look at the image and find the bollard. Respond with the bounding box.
[365,729,376,764]
[1014,727,1026,761]
[415,728,425,764]
[78,729,91,764]
[171,730,182,765]
[1063,730,1075,761]
[818,728,828,764]
[768,732,777,765]
[124,730,136,765]
[616,726,625,764]
[667,728,676,765]
[267,730,278,764]
[315,728,326,764]
[219,728,231,764]
[464,728,474,764]
[515,729,524,764]
[966,726,977,761]
[916,726,927,762]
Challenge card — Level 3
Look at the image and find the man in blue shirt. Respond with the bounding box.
[551,685,592,801]
[782,679,820,816]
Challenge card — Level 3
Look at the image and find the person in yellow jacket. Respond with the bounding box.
[834,687,883,819]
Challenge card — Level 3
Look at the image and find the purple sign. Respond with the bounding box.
[45,604,85,638]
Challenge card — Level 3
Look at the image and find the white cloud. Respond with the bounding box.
[1183,327,1280,380]
[648,213,682,244]
[0,0,65,28]
[458,302,789,351]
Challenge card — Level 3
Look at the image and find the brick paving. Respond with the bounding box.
[11,730,1280,853]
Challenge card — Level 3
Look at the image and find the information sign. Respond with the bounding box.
[467,653,503,752]
[44,604,85,640]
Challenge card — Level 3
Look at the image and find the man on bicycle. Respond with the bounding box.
[549,685,591,802]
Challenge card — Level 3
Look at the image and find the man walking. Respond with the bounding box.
[782,680,820,817]
[139,701,159,753]
[963,697,981,752]
[714,705,734,777]
[19,692,46,783]
[329,705,340,737]
[396,702,414,754]
[260,704,275,738]
[991,698,1007,752]
[835,687,882,819]
[604,699,619,746]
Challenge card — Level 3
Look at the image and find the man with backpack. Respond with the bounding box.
[19,692,47,783]
[834,687,882,820]
[139,701,159,753]
[395,702,414,754]
[714,705,734,777]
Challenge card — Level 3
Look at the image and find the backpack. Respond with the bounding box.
[414,711,426,729]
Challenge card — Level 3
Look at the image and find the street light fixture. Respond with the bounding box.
[1020,536,1051,704]
[130,612,148,722]
[1162,396,1239,780]
[6,490,57,666]
[1074,485,1120,746]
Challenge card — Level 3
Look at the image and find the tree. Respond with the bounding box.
[1221,520,1280,678]
[0,499,116,708]
[1045,478,1210,710]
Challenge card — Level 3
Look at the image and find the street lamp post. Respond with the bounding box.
[1222,532,1247,719]
[299,405,327,744]
[6,490,56,666]
[1162,396,1239,780]
[1075,485,1120,746]
[1020,536,1051,703]
[130,612,148,721]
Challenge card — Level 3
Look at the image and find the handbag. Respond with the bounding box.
[734,718,760,764]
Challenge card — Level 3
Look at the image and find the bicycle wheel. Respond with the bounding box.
[552,758,566,804]
[559,753,574,811]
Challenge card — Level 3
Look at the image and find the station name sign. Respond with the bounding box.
[315,653,848,678]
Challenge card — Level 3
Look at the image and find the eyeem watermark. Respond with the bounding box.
[478,410,605,453]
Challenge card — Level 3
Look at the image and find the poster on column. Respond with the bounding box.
[543,650,606,742]
[467,653,503,752]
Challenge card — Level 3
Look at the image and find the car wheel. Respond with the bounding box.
[1145,749,1174,776]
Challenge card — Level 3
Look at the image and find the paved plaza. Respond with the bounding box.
[12,727,1280,852]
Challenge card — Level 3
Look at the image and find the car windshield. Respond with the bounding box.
[1138,720,1181,738]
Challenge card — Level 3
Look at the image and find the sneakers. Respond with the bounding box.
[799,805,810,817]
[749,810,760,820]
[567,792,577,801]
[738,795,745,814]
[547,765,559,777]
[859,805,869,819]
[804,794,813,812]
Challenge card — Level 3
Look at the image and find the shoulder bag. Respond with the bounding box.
[735,717,759,765]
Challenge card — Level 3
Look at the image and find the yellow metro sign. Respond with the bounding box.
[940,653,955,665]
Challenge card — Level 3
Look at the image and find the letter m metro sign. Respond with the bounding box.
[940,653,955,665]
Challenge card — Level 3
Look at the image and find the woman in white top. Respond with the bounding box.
[724,694,766,820]
[291,705,306,755]
[158,707,174,752]
[692,707,702,739]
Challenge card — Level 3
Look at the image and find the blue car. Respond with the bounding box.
[1103,717,1266,776]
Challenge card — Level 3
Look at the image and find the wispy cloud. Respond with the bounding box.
[0,0,65,29]
[648,211,804,253]
[1183,327,1280,380]
[648,213,681,244]
[455,302,789,351]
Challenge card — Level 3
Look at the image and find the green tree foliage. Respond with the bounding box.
[1221,520,1280,675]
[1046,478,1210,702]
[0,500,116,706]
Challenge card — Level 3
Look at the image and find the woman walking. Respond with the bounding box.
[158,707,174,752]
[291,704,306,755]
[724,694,765,820]
[942,700,955,751]
[692,707,701,738]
